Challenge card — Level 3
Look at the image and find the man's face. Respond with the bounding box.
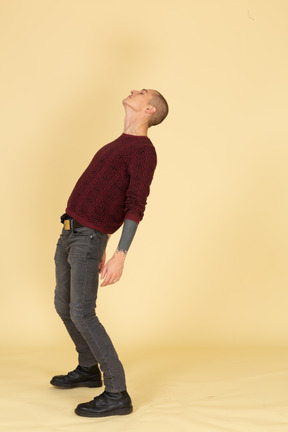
[122,89,155,113]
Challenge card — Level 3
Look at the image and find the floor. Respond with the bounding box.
[1,346,288,432]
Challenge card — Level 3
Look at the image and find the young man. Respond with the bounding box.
[51,89,168,417]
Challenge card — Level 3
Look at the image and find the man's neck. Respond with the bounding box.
[123,115,149,137]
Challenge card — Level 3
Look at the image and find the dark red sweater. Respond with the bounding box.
[66,133,157,234]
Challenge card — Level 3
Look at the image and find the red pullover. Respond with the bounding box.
[66,133,157,234]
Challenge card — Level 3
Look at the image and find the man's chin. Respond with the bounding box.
[122,98,131,107]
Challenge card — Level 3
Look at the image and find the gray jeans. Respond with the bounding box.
[54,226,127,392]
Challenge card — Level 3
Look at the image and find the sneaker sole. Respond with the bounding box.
[50,380,103,389]
[74,406,133,417]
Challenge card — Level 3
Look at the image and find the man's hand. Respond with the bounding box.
[100,250,126,287]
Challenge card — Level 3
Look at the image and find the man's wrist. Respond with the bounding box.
[113,249,127,260]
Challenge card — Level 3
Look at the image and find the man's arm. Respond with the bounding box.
[100,144,156,287]
[100,219,138,287]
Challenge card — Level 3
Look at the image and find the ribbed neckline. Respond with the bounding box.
[122,133,149,139]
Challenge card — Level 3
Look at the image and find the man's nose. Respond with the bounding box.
[130,90,138,95]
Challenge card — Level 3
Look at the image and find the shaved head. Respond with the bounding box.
[148,91,169,127]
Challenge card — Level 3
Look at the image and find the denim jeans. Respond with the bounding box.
[54,226,127,392]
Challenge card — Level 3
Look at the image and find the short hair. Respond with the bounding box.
[148,91,169,127]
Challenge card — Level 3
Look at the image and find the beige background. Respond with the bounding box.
[1,0,288,351]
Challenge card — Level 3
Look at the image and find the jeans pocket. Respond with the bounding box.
[87,234,101,260]
[68,229,99,260]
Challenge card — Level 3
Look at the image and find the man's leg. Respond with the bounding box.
[67,227,127,393]
[54,230,97,367]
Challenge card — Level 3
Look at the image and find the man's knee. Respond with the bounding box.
[70,306,97,330]
[54,296,70,319]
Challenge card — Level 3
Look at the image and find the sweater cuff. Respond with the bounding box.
[124,211,141,224]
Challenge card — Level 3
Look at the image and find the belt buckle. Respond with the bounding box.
[64,219,71,230]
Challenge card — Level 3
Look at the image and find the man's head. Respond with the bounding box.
[123,89,169,128]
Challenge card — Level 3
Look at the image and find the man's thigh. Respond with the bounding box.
[67,228,107,308]
[54,231,71,308]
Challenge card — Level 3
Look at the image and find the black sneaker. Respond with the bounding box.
[50,364,102,389]
[75,390,133,417]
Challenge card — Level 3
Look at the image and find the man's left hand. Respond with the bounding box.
[100,251,126,287]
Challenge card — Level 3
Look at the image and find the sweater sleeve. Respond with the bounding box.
[124,144,157,223]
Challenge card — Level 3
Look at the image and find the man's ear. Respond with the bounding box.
[145,105,156,115]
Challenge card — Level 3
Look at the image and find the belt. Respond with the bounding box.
[63,219,84,230]
[61,214,85,231]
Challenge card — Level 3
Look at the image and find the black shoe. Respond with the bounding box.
[50,364,102,389]
[75,390,133,417]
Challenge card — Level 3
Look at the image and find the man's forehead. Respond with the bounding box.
[143,89,157,96]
